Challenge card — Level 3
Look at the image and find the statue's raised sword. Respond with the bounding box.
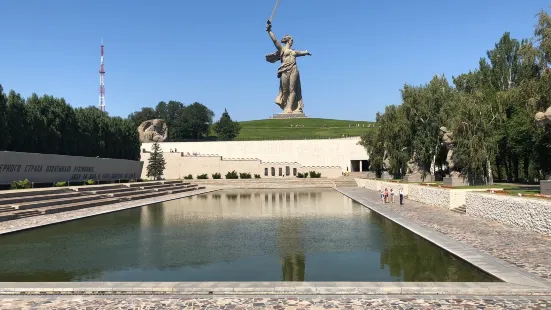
[267,0,281,26]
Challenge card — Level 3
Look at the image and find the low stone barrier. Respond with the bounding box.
[354,179,465,209]
[466,192,551,235]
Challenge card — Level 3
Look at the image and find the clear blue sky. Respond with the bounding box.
[0,0,549,121]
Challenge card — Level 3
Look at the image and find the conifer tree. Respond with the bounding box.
[147,142,166,180]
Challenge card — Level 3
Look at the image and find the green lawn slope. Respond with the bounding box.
[231,118,375,140]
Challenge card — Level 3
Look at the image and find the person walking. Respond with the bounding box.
[390,188,395,203]
[399,188,404,205]
[380,190,385,203]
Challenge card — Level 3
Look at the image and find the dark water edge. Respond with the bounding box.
[0,189,498,282]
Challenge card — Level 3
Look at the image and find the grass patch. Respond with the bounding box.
[228,118,374,140]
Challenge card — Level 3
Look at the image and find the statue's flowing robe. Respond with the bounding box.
[266,49,303,112]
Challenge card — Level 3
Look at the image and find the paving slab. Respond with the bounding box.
[1,294,550,309]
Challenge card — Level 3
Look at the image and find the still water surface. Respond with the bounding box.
[0,189,497,282]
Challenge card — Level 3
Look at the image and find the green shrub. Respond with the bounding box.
[183,174,193,180]
[197,174,208,179]
[225,170,239,179]
[296,172,308,178]
[212,173,222,179]
[254,174,261,178]
[85,179,95,185]
[239,172,252,179]
[309,171,322,178]
[10,179,31,190]
[54,181,67,187]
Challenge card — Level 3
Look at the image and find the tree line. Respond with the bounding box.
[0,85,140,160]
[360,9,551,183]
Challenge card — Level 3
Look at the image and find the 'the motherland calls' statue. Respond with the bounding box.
[138,119,168,143]
[265,21,311,114]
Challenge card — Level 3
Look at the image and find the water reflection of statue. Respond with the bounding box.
[278,217,305,281]
[439,126,456,171]
[138,119,168,143]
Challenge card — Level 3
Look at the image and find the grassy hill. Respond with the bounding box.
[230,118,375,140]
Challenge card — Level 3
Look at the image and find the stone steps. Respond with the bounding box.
[0,188,73,199]
[11,194,101,211]
[40,197,122,215]
[88,187,138,195]
[73,184,128,192]
[136,182,190,190]
[127,180,184,188]
[120,191,167,201]
[0,191,84,206]
[167,186,204,195]
[451,205,467,214]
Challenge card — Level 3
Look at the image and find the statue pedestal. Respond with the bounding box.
[443,173,469,187]
[366,171,377,179]
[271,112,308,119]
[541,180,551,195]
[381,171,393,180]
[404,173,434,183]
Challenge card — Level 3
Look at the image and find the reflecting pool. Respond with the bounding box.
[0,189,498,282]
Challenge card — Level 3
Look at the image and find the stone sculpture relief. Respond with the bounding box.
[265,22,311,114]
[138,119,168,143]
[406,151,421,175]
[440,126,458,174]
[535,106,551,125]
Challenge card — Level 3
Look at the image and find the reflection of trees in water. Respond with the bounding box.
[212,193,221,200]
[376,215,496,282]
[226,194,238,201]
[240,193,252,200]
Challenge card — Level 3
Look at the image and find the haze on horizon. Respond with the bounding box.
[0,0,549,121]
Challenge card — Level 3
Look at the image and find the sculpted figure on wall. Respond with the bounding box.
[440,126,457,171]
[265,22,311,114]
[138,119,168,143]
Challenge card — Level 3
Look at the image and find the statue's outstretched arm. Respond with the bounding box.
[295,50,312,57]
[266,23,282,50]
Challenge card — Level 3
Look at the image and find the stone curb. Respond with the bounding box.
[0,285,550,296]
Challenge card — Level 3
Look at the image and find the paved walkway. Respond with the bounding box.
[340,187,551,283]
[1,295,549,309]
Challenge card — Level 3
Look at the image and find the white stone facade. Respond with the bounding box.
[466,192,551,235]
[141,137,369,173]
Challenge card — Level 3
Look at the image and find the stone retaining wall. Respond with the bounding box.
[466,192,551,235]
[354,179,464,209]
[355,178,551,235]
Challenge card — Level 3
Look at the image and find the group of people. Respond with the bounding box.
[380,187,404,205]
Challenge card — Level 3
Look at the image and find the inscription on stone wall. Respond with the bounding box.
[0,163,137,181]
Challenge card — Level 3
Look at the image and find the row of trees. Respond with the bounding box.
[361,10,551,183]
[128,102,241,141]
[0,85,242,160]
[0,85,140,160]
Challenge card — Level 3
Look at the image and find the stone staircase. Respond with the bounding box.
[0,181,205,222]
[451,205,467,214]
[333,176,359,187]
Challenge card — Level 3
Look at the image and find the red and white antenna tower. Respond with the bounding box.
[98,39,106,112]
